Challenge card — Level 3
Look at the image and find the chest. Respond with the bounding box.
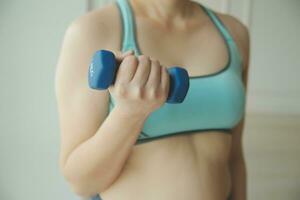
[133,71,245,143]
[134,19,230,77]
[109,0,246,144]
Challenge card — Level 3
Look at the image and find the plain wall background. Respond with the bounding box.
[0,0,299,200]
[248,0,300,114]
[0,0,85,199]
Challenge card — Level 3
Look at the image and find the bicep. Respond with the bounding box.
[55,20,110,170]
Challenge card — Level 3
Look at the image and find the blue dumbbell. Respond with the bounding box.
[88,50,190,104]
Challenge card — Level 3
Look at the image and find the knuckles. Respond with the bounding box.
[145,85,165,100]
[114,84,128,97]
[131,84,144,99]
[151,59,160,66]
[138,55,151,67]
[123,55,138,66]
[138,55,149,62]
[147,87,159,99]
[113,54,168,105]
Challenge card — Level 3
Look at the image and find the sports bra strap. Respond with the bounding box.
[116,0,139,54]
[199,4,243,70]
[116,0,242,66]
[198,4,234,42]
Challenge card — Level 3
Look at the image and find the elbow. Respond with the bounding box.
[67,176,112,198]
[60,164,112,198]
[59,164,96,197]
[63,171,98,198]
[69,181,97,199]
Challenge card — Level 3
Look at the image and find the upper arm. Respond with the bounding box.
[54,6,119,171]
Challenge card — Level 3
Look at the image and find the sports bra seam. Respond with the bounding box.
[141,127,232,136]
[136,128,232,144]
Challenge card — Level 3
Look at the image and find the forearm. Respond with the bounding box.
[230,156,247,200]
[62,106,148,196]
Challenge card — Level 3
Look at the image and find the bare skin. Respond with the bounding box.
[55,0,250,199]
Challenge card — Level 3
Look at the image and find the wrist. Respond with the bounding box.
[113,105,149,122]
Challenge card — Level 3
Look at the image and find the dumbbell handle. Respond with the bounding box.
[88,50,189,104]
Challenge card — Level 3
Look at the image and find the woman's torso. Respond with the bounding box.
[89,0,245,199]
[100,133,232,200]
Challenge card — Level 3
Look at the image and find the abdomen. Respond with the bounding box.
[99,131,232,200]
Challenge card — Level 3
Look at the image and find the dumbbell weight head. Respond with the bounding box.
[166,67,189,103]
[88,50,190,104]
[88,50,117,90]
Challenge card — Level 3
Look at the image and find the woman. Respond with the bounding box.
[55,0,250,199]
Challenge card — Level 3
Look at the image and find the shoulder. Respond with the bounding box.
[63,2,121,51]
[55,3,122,97]
[214,11,250,84]
[214,11,250,71]
[216,12,250,51]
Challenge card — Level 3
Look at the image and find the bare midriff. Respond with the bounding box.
[100,131,232,200]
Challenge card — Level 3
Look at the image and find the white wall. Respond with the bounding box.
[0,0,85,199]
[247,0,300,115]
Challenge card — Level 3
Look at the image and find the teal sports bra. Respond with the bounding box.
[110,0,246,145]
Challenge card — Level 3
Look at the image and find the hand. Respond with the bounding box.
[108,53,170,118]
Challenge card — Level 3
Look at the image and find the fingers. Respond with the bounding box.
[114,50,134,63]
[115,55,138,85]
[160,66,170,94]
[122,50,134,57]
[113,52,167,95]
[131,55,151,86]
[146,59,161,89]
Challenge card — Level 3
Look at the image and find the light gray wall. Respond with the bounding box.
[0,0,85,199]
[247,0,300,115]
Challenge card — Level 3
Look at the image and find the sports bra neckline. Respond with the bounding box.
[115,0,242,80]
